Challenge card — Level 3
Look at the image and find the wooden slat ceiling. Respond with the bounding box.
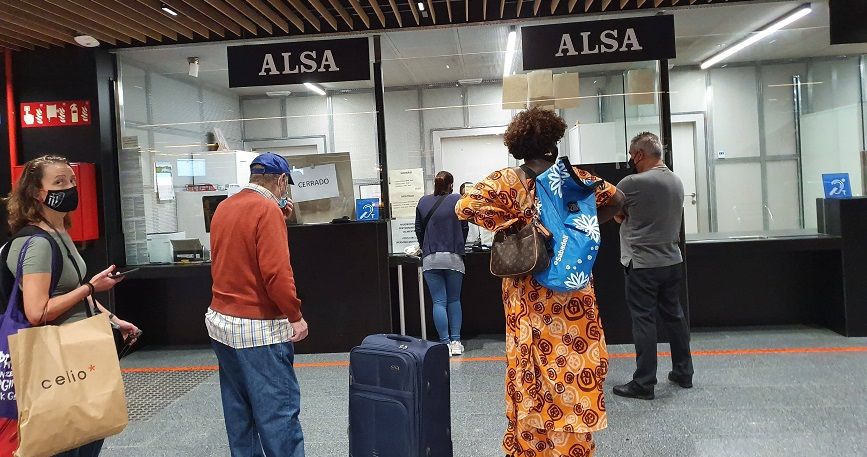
[0,0,752,51]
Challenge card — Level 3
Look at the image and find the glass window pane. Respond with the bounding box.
[714,162,763,233]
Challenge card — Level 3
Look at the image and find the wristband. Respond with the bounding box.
[85,282,95,296]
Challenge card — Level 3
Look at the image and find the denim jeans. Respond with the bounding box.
[54,440,103,457]
[211,340,305,457]
[423,269,464,343]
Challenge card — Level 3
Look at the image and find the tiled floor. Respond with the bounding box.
[104,327,867,456]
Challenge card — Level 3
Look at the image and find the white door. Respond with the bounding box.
[440,134,510,191]
[671,122,699,234]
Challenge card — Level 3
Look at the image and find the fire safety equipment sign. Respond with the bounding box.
[20,100,92,128]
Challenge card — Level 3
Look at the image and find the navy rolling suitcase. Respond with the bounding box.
[349,334,453,457]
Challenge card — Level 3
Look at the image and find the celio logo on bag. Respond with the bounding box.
[41,364,97,389]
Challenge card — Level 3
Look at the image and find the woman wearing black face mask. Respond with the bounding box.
[1,155,138,457]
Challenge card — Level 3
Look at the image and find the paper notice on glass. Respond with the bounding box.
[627,69,656,106]
[388,168,425,219]
[289,163,340,203]
[554,72,581,109]
[155,162,175,201]
[390,218,419,254]
[502,74,528,110]
[528,69,554,108]
[359,184,382,200]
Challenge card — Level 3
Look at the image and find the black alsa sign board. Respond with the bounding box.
[227,37,370,88]
[521,15,676,70]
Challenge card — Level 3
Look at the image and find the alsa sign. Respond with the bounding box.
[20,100,91,128]
[227,38,370,88]
[521,16,676,70]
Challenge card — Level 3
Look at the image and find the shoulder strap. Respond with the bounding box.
[0,226,64,314]
[420,195,448,243]
[54,234,98,317]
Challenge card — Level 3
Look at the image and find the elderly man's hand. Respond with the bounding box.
[281,198,295,219]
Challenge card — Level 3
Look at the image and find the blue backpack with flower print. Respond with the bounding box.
[533,157,602,293]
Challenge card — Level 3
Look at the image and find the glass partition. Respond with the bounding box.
[116,41,378,265]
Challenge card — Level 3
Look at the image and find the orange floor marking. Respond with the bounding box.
[121,345,867,374]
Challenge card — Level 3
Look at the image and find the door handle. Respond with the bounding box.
[685,193,697,204]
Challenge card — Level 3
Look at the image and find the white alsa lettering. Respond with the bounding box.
[259,50,341,76]
[553,234,569,266]
[555,28,644,57]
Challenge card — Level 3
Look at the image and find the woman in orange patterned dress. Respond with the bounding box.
[456,108,623,457]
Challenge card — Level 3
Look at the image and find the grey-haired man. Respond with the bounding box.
[613,132,694,401]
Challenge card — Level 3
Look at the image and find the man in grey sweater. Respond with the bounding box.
[613,132,694,401]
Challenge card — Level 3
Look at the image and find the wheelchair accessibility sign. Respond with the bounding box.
[822,173,852,199]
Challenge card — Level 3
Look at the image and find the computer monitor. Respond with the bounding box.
[203,195,228,233]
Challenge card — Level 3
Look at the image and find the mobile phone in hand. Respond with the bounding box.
[109,267,140,279]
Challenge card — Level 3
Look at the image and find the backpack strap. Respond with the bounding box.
[0,226,64,314]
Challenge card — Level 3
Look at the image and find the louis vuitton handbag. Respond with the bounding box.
[490,166,552,278]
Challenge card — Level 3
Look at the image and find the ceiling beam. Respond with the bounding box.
[533,0,542,15]
[0,29,49,49]
[5,2,118,45]
[654,0,664,6]
[0,4,80,45]
[483,0,487,19]
[368,0,388,27]
[223,0,277,33]
[445,0,452,22]
[245,0,293,33]
[0,20,67,47]
[157,0,229,37]
[516,0,524,16]
[551,0,561,13]
[202,0,264,34]
[620,0,629,9]
[19,0,132,44]
[427,0,438,24]
[0,42,23,52]
[127,0,203,38]
[49,0,153,42]
[327,0,356,29]
[386,0,403,27]
[601,0,613,10]
[636,0,647,6]
[346,0,372,28]
[407,0,421,25]
[286,0,322,31]
[307,0,340,30]
[91,0,185,40]
[262,0,306,32]
[178,0,247,36]
[583,0,594,12]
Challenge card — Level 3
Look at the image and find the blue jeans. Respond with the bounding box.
[54,440,103,457]
[211,340,305,457]
[423,269,463,343]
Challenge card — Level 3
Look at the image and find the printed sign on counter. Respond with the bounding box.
[290,163,340,203]
[388,168,425,219]
[356,198,380,221]
[822,173,852,199]
[20,100,91,128]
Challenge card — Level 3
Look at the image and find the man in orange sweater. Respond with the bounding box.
[206,153,308,457]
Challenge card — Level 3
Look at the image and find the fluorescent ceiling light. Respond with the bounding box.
[304,82,326,96]
[418,2,425,11]
[700,4,812,70]
[503,29,517,79]
[161,4,179,16]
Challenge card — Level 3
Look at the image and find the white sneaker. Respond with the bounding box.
[449,341,464,356]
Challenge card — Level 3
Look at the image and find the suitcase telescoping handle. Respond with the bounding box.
[386,334,413,343]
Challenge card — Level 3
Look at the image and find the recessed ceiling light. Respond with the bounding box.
[161,4,179,16]
[417,2,425,11]
[266,90,293,97]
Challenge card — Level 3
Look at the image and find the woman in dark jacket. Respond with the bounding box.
[415,171,469,356]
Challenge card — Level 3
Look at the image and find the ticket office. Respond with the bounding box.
[113,0,867,350]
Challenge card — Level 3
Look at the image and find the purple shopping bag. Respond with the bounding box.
[0,234,62,420]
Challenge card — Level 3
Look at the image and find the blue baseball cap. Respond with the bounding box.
[250,153,293,183]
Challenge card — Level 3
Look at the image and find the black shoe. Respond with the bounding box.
[668,371,693,389]
[612,381,654,400]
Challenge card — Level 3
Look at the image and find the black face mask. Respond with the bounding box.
[44,187,79,213]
